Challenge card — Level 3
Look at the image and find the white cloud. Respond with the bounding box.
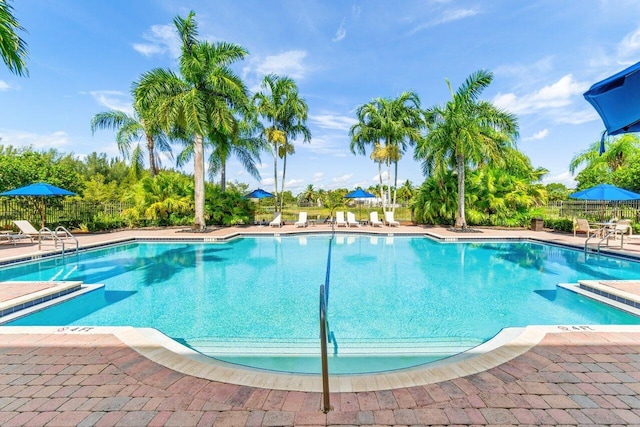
[617,27,640,62]
[310,114,357,131]
[132,24,181,58]
[88,90,134,115]
[332,174,353,184]
[524,129,549,141]
[373,170,390,182]
[259,50,307,79]
[0,129,71,150]
[409,8,479,35]
[333,19,346,42]
[312,172,324,183]
[0,80,12,91]
[492,74,596,124]
[541,170,576,188]
[302,135,350,157]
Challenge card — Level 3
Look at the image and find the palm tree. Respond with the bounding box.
[415,70,519,229]
[91,109,171,176]
[207,119,263,191]
[299,184,316,204]
[0,0,28,76]
[134,11,249,231]
[253,74,311,212]
[570,133,639,175]
[350,92,423,213]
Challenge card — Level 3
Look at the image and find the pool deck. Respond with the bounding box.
[2,225,640,425]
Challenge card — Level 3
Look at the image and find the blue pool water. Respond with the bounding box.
[3,235,640,374]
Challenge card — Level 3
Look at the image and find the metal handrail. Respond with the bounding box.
[55,225,79,254]
[37,226,78,256]
[319,284,330,413]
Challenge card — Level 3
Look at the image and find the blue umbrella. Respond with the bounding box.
[584,61,640,153]
[0,182,76,228]
[569,184,640,201]
[244,188,274,199]
[0,182,76,197]
[344,188,376,199]
[344,188,376,220]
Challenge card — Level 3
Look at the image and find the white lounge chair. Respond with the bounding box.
[369,211,383,227]
[335,211,347,227]
[13,220,42,238]
[0,231,33,245]
[346,212,360,227]
[269,212,282,228]
[384,211,399,227]
[294,211,308,228]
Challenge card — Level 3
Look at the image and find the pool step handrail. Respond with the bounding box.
[36,226,78,256]
[319,284,330,413]
[55,226,78,254]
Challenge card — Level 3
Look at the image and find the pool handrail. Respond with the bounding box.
[319,284,330,413]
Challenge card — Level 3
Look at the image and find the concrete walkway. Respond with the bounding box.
[1,225,640,425]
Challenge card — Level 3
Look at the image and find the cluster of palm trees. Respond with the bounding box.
[90,11,310,231]
[3,4,540,230]
[350,70,521,229]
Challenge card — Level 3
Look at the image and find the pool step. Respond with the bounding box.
[184,336,484,357]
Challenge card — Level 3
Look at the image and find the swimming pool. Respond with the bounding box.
[3,235,640,374]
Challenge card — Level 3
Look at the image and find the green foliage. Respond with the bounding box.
[0,146,83,194]
[546,183,571,201]
[206,185,254,226]
[543,218,574,233]
[121,171,193,227]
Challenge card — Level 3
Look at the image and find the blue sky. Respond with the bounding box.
[2,1,640,195]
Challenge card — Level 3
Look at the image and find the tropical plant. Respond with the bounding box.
[545,183,571,201]
[253,74,311,212]
[415,70,519,229]
[207,118,263,191]
[0,0,28,76]
[298,184,317,204]
[134,11,250,230]
[91,109,172,177]
[397,179,414,205]
[570,133,640,190]
[350,91,423,213]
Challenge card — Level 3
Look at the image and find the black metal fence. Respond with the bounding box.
[0,199,134,230]
[546,200,640,222]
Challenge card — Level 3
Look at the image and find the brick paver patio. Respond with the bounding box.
[1,226,640,425]
[1,330,640,426]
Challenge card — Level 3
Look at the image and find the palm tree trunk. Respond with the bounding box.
[273,143,279,212]
[220,159,226,192]
[377,161,385,212]
[280,153,287,213]
[392,159,398,213]
[455,155,466,229]
[194,133,206,231]
[386,158,392,212]
[146,134,158,176]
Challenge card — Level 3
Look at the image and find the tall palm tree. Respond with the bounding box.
[207,118,263,191]
[253,74,311,212]
[415,70,519,229]
[134,11,249,231]
[350,92,423,213]
[0,0,28,76]
[90,109,172,176]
